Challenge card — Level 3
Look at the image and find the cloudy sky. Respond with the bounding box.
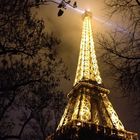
[33,0,140,136]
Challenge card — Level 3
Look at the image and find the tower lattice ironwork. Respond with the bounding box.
[48,11,138,140]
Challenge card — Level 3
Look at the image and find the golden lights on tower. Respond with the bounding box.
[54,11,138,140]
[74,11,102,85]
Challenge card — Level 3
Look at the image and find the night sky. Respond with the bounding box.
[33,0,140,137]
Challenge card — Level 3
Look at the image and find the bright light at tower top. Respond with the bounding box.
[82,10,92,19]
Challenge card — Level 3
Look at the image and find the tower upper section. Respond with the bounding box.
[74,11,102,85]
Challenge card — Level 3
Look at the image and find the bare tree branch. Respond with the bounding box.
[135,0,140,5]
[1,113,32,140]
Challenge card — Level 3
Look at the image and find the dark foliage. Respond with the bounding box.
[98,0,140,95]
[98,0,140,115]
[0,0,68,139]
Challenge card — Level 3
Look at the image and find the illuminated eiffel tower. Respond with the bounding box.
[48,11,138,140]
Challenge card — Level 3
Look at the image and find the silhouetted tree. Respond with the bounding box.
[31,0,77,16]
[99,0,140,95]
[0,50,68,139]
[98,0,140,112]
[0,0,68,139]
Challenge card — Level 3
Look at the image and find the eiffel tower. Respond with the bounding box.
[48,11,138,140]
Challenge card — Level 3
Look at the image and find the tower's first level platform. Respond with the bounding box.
[48,120,138,140]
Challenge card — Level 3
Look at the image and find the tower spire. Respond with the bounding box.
[74,11,102,85]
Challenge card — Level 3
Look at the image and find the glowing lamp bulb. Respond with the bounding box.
[77,122,81,126]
